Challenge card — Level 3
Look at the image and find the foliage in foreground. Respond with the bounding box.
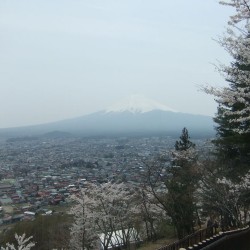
[0,215,70,250]
[1,234,35,250]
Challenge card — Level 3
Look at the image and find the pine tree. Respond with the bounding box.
[174,127,195,151]
[166,128,198,239]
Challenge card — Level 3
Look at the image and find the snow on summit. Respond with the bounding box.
[105,95,177,114]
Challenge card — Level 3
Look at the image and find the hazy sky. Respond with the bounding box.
[0,0,234,128]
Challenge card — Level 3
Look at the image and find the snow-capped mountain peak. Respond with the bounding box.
[105,95,177,114]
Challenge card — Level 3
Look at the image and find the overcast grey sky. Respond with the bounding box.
[0,0,234,128]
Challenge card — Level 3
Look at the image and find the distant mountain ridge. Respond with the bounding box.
[0,96,215,139]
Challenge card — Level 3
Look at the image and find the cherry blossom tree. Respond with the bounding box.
[1,234,35,250]
[135,187,167,241]
[69,188,97,250]
[198,166,250,228]
[202,0,250,170]
[69,182,140,250]
[204,0,250,133]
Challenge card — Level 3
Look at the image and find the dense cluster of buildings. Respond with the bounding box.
[0,134,207,227]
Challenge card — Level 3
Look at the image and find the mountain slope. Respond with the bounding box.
[0,96,215,138]
[0,110,214,138]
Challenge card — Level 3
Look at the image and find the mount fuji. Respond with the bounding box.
[0,95,215,138]
[105,95,177,114]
